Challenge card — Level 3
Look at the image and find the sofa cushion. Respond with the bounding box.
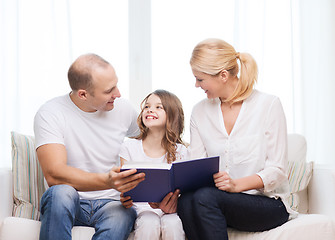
[11,131,46,220]
[2,214,334,240]
[0,217,95,240]
[287,134,313,212]
[227,214,335,240]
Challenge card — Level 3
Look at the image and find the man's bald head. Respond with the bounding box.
[68,53,112,94]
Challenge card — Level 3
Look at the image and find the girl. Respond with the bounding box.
[120,89,187,240]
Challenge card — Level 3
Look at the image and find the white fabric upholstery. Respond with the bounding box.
[1,215,334,240]
[228,214,335,240]
[0,169,12,222]
[0,217,95,240]
[309,166,335,219]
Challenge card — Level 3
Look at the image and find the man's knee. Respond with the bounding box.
[41,184,79,212]
[100,201,137,226]
[94,201,136,239]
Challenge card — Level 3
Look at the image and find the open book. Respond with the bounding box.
[121,156,219,202]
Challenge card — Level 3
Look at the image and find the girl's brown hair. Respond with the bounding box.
[136,89,184,163]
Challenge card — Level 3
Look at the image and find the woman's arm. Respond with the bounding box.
[214,172,264,192]
[257,97,289,192]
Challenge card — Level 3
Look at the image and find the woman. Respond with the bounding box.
[177,38,297,240]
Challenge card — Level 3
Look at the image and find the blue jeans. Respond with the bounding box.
[177,187,289,240]
[39,185,136,240]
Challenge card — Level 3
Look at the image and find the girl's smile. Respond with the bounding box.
[142,94,167,129]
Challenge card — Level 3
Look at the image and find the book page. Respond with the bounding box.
[121,162,172,170]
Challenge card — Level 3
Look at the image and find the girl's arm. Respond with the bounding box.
[120,193,133,208]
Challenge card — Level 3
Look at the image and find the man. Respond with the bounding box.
[34,53,145,240]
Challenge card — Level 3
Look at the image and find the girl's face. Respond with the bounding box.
[192,69,223,99]
[142,94,167,130]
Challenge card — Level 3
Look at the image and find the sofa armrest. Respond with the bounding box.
[0,168,13,223]
[308,164,335,218]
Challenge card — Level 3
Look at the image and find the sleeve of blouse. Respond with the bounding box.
[256,97,289,192]
[188,110,208,159]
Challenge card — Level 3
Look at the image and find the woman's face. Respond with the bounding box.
[192,69,223,99]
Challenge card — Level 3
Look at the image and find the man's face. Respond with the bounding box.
[85,65,121,112]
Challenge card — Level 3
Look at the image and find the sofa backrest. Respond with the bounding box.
[10,132,313,221]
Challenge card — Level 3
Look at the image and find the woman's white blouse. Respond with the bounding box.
[188,90,296,217]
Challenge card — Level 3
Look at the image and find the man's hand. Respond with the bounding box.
[107,166,145,193]
[120,193,133,208]
[149,189,179,214]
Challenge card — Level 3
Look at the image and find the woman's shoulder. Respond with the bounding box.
[248,89,280,104]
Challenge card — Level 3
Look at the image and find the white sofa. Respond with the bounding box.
[1,132,335,240]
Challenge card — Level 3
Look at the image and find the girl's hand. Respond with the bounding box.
[213,171,238,192]
[149,189,180,214]
[120,193,133,208]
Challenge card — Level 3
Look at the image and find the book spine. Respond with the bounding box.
[170,166,175,192]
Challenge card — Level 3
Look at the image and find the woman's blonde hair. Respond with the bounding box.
[136,89,185,164]
[190,38,258,103]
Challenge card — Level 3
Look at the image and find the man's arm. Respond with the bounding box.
[37,143,145,192]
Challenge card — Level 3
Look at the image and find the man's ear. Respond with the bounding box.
[77,89,88,100]
[220,70,229,83]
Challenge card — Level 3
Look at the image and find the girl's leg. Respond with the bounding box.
[134,210,161,240]
[160,213,185,240]
[193,187,289,240]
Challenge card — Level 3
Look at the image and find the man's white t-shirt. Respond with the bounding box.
[34,94,139,200]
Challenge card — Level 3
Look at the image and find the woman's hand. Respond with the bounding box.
[149,189,180,214]
[213,171,238,192]
[214,172,264,193]
[120,193,133,208]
